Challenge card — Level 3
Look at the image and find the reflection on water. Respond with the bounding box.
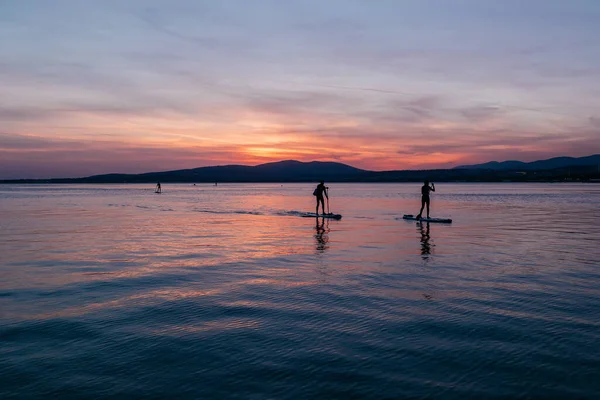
[418,221,433,260]
[1,183,600,399]
[314,217,330,253]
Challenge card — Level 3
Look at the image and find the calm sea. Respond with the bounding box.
[1,183,599,399]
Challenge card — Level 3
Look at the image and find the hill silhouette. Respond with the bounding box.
[58,160,369,183]
[456,154,600,171]
[2,155,599,183]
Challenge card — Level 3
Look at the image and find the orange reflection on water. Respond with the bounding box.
[24,287,222,321]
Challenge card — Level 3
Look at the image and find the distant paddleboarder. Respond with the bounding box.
[313,180,329,216]
[416,180,435,220]
[155,182,161,193]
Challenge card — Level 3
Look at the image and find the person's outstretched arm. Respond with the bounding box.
[325,187,329,199]
[431,183,435,191]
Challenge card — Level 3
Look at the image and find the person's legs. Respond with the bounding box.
[426,199,430,218]
[417,198,425,218]
[316,196,324,215]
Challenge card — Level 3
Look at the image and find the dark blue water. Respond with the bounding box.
[1,183,599,398]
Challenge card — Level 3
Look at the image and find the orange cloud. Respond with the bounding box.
[2,84,600,179]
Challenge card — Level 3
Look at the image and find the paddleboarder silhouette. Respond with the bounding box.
[313,180,329,216]
[416,180,435,219]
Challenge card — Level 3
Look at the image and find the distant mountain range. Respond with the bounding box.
[2,155,599,183]
[456,154,600,171]
[70,160,370,183]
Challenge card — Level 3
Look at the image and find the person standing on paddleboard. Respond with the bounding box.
[416,180,435,220]
[313,180,329,216]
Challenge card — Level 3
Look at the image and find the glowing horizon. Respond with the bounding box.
[1,1,600,179]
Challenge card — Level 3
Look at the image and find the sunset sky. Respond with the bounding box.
[1,0,600,178]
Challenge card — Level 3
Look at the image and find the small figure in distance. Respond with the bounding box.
[313,180,329,216]
[416,180,435,220]
[156,182,161,193]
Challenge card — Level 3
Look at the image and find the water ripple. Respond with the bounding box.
[1,183,600,398]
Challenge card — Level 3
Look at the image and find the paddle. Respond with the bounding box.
[327,188,330,215]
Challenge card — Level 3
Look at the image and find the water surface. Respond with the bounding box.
[1,183,599,398]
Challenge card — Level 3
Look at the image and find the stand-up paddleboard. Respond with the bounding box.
[302,212,342,220]
[402,214,452,223]
[155,191,161,194]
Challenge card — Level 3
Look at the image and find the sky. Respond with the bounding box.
[1,0,600,179]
